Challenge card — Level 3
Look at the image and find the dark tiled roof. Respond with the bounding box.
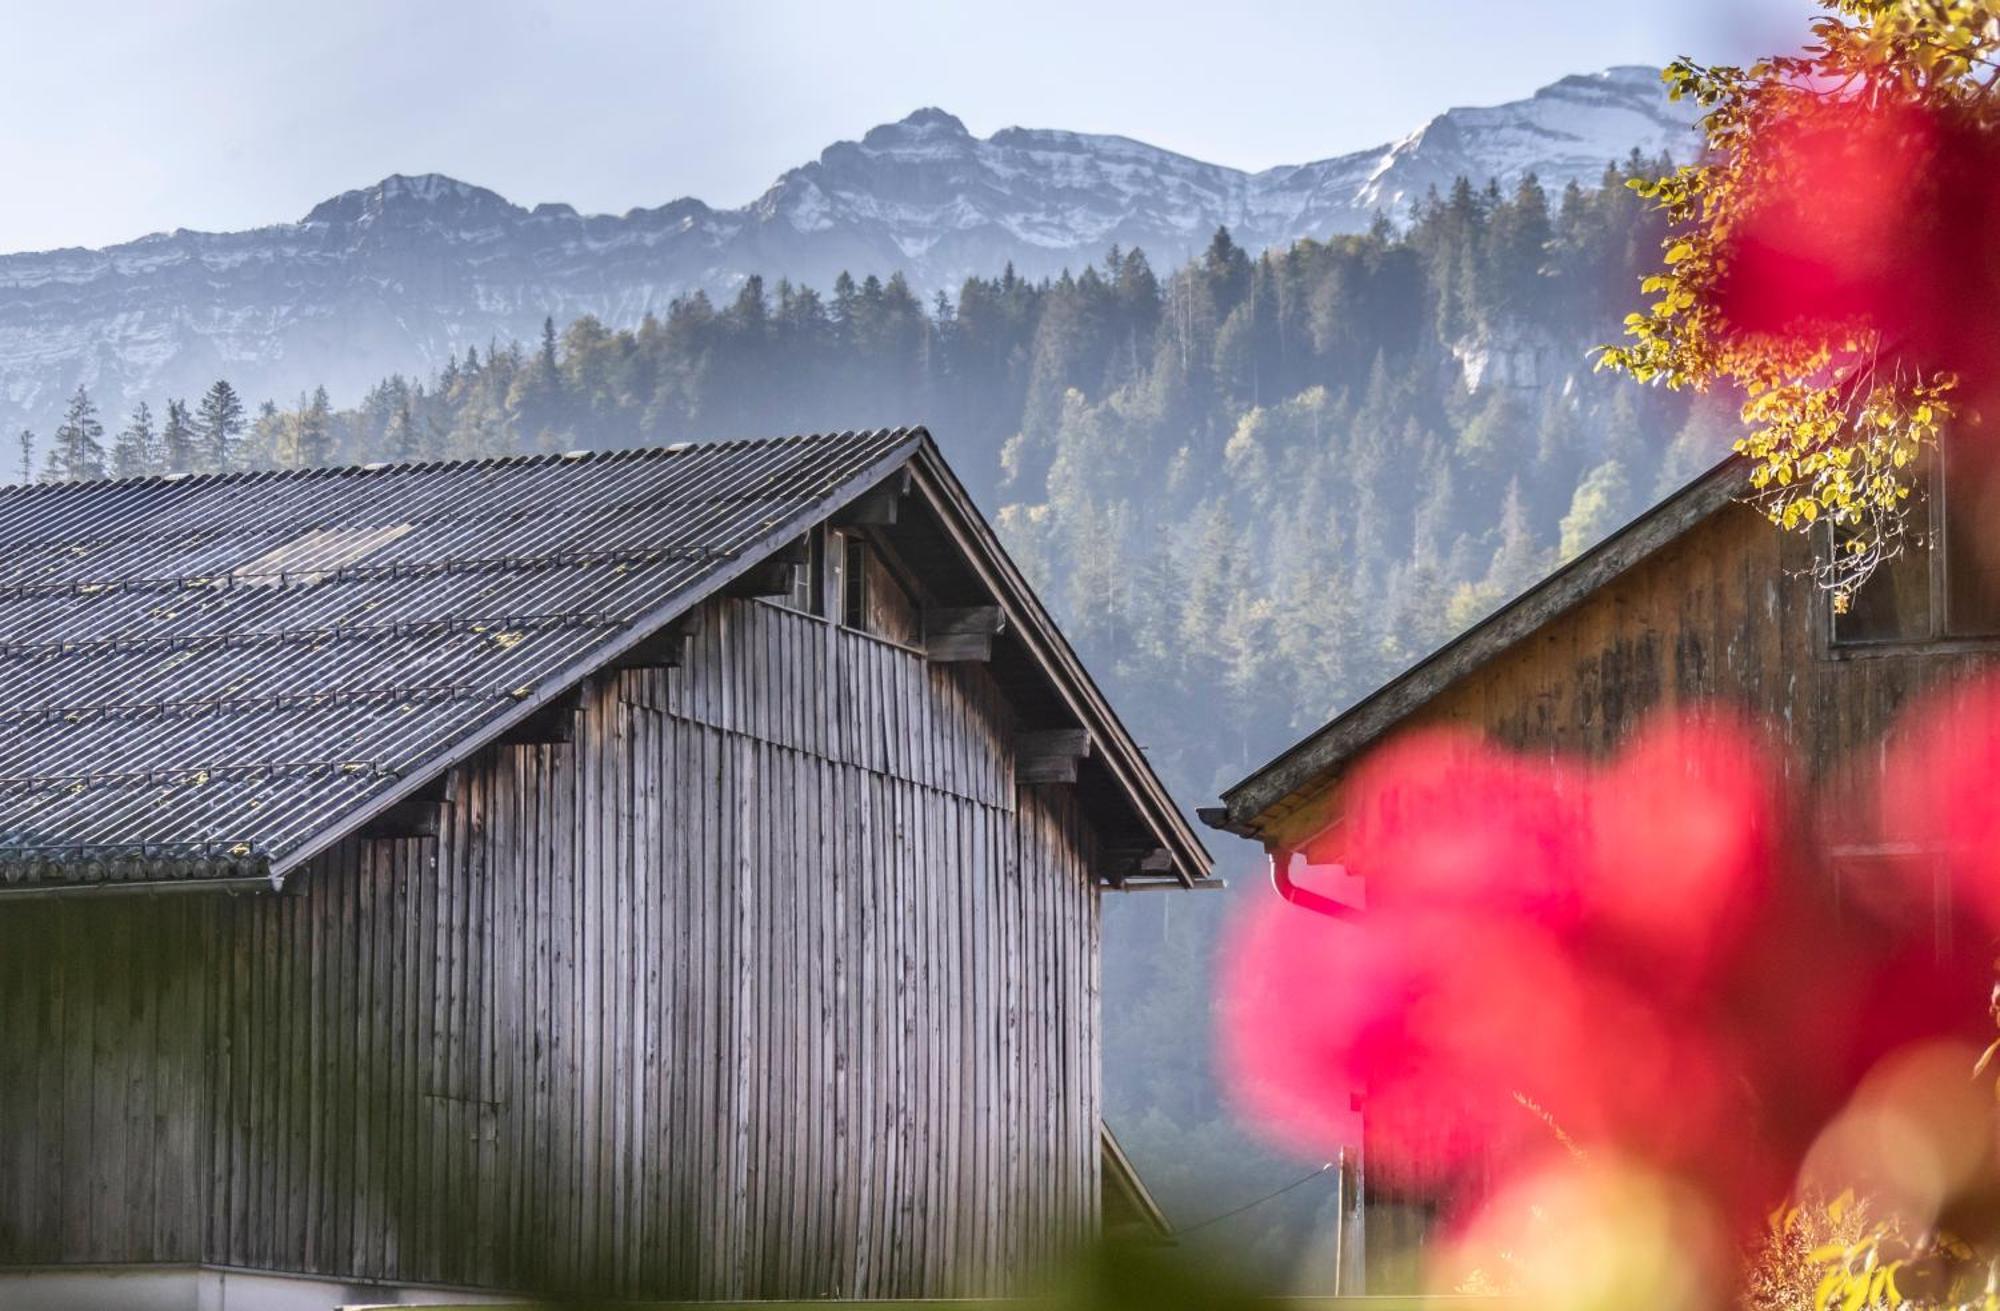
[0,429,921,885]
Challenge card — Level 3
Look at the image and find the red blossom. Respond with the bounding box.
[1220,704,1997,1238]
[1873,677,2000,927]
[1714,95,2000,397]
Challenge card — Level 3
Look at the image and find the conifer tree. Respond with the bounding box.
[384,398,419,462]
[111,401,158,478]
[1559,459,1633,561]
[15,430,32,486]
[1486,477,1547,599]
[1201,227,1251,312]
[246,400,285,469]
[195,380,245,473]
[47,385,107,482]
[538,315,559,376]
[291,386,333,467]
[160,399,198,475]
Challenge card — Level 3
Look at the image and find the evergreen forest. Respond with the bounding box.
[23,155,1732,1286]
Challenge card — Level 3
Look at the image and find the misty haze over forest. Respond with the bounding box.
[9,69,1733,1285]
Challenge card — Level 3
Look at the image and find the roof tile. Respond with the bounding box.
[0,430,920,882]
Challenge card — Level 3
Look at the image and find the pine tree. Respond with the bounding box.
[1200,227,1252,322]
[291,386,333,467]
[384,398,419,462]
[1480,172,1554,324]
[247,400,285,469]
[1485,477,1547,598]
[161,399,198,475]
[195,380,245,473]
[1559,459,1634,560]
[111,401,158,478]
[47,385,107,482]
[16,430,32,485]
[538,315,559,376]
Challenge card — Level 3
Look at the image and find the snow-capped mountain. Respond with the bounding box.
[0,67,1695,437]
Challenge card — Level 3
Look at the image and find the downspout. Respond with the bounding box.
[1268,845,1357,920]
[1266,842,1365,1294]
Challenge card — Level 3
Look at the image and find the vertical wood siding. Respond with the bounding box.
[1258,503,2000,1291]
[0,900,213,1267]
[1269,502,2000,849]
[0,597,1104,1299]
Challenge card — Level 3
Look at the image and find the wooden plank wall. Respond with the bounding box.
[1262,503,2000,1293]
[0,597,1106,1300]
[1421,503,1996,781]
[0,899,213,1266]
[1273,501,2000,850]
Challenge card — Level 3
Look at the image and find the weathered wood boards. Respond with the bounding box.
[0,596,1104,1300]
[1258,500,2000,849]
[1233,499,2000,1292]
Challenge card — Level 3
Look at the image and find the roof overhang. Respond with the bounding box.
[1204,456,1747,846]
[1100,1122,1175,1243]
[903,438,1216,890]
[259,429,1213,892]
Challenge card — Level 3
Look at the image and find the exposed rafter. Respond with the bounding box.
[924,606,1006,662]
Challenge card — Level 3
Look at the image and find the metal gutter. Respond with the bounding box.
[0,871,284,900]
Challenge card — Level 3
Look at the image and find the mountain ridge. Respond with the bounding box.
[0,65,1697,439]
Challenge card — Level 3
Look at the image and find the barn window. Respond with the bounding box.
[1830,434,2000,646]
[1941,440,2000,634]
[829,529,921,645]
[779,528,824,616]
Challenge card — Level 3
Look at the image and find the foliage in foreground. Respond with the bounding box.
[1602,0,2000,606]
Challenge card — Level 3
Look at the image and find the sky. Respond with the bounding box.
[2,0,1823,255]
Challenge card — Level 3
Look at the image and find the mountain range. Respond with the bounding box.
[0,66,1697,439]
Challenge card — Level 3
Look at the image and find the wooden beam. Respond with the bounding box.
[924,605,1005,662]
[1017,726,1091,784]
[725,559,797,599]
[360,775,451,840]
[1195,805,1259,839]
[612,617,693,670]
[1114,847,1174,875]
[1098,845,1170,885]
[1111,876,1228,893]
[832,470,911,528]
[501,687,581,746]
[726,535,809,599]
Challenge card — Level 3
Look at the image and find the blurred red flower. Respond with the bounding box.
[1714,94,2000,396]
[1221,703,1995,1236]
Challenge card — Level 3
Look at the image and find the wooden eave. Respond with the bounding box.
[904,437,1215,889]
[1100,1122,1175,1243]
[1207,457,1747,846]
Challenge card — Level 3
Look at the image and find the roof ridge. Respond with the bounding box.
[0,427,924,497]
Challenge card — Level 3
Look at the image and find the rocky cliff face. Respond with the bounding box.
[0,67,1696,436]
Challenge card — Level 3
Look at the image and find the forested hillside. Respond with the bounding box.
[25,154,1732,1286]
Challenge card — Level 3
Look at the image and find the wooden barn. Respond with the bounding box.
[1203,445,2000,1292]
[0,427,1211,1309]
